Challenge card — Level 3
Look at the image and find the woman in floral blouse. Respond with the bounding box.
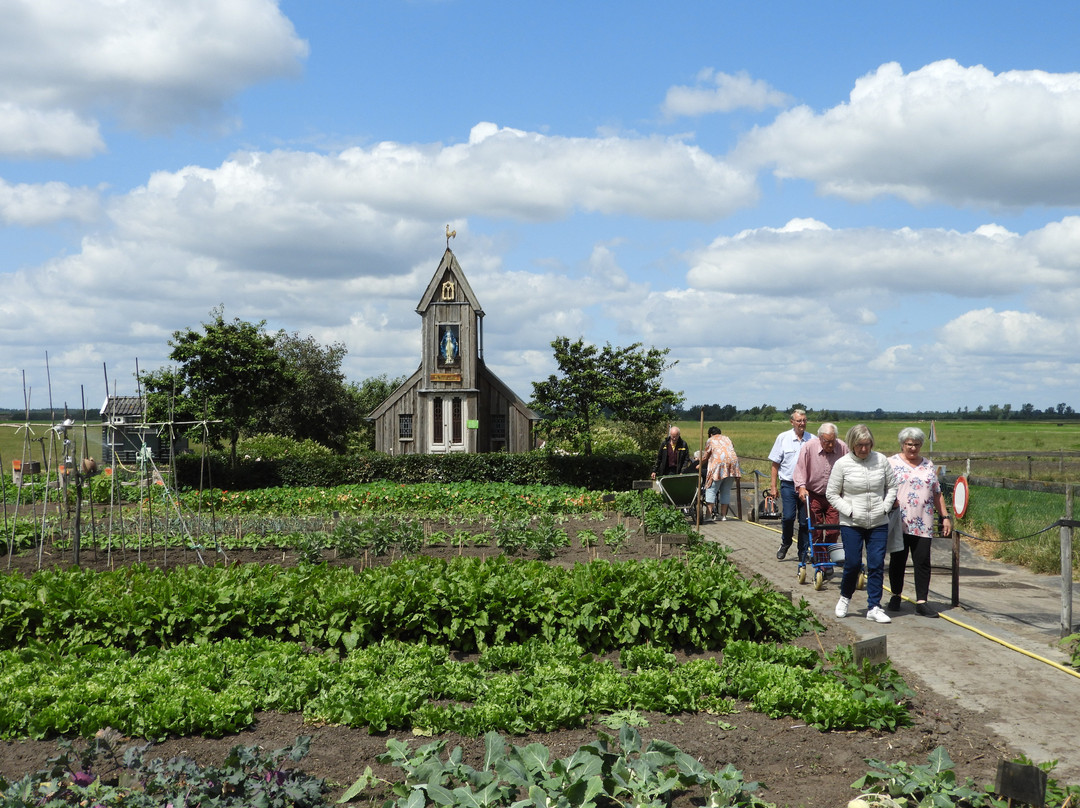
[887,427,952,617]
[703,427,741,521]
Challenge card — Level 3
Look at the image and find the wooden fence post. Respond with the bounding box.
[1062,485,1074,639]
[952,525,960,608]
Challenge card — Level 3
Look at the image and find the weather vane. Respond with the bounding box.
[445,224,456,248]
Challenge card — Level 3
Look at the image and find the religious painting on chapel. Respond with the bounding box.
[437,324,460,366]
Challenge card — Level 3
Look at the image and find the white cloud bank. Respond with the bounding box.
[103,123,757,280]
[0,0,308,154]
[739,59,1080,208]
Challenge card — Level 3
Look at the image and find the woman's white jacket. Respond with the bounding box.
[826,451,898,529]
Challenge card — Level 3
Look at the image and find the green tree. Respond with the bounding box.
[251,330,361,452]
[529,337,682,455]
[348,373,407,451]
[144,308,285,469]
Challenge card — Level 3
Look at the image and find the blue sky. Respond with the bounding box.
[3,0,1080,415]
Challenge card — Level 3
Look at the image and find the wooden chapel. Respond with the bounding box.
[368,247,539,454]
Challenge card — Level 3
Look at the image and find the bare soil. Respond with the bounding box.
[0,515,1012,807]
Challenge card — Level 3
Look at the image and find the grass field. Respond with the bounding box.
[0,422,103,470]
[674,418,1080,481]
[673,418,1080,457]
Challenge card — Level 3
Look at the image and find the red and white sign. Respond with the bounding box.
[952,475,969,519]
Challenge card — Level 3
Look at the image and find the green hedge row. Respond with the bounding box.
[0,550,816,656]
[173,450,651,492]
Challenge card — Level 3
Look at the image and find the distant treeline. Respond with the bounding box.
[6,401,1078,425]
[676,401,1078,422]
[1,408,102,422]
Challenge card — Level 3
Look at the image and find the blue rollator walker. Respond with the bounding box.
[797,500,866,591]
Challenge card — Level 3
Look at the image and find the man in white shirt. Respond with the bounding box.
[768,409,811,562]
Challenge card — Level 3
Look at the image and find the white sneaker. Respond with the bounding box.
[835,596,850,618]
[866,606,892,624]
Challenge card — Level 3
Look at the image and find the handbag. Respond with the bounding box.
[886,507,905,554]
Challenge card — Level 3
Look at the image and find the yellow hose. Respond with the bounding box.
[747,521,1080,679]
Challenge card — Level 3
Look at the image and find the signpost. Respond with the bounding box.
[853,635,887,667]
[951,475,968,608]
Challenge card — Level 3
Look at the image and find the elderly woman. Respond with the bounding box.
[826,424,898,624]
[703,426,741,522]
[887,427,951,617]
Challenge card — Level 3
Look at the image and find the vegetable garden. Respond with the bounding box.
[0,478,1072,807]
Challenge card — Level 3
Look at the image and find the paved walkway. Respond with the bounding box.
[695,514,1080,781]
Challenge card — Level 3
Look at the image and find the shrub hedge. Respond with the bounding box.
[174,450,651,492]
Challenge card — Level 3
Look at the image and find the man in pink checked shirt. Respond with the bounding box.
[792,423,848,575]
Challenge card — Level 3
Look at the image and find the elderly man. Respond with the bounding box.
[793,423,849,572]
[651,426,690,479]
[769,409,811,561]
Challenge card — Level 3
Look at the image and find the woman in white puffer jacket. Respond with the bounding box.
[826,424,898,624]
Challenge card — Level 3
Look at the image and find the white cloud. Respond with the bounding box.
[102,125,756,281]
[338,123,758,221]
[686,219,1051,296]
[937,308,1078,357]
[0,178,100,225]
[662,69,791,118]
[0,102,103,159]
[738,59,1080,207]
[868,344,915,372]
[0,0,307,134]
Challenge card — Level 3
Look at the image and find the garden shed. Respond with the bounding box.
[99,395,186,465]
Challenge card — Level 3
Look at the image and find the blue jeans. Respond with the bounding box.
[779,480,809,562]
[839,523,888,609]
[705,476,735,505]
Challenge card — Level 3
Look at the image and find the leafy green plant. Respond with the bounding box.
[330,518,374,557]
[180,481,613,519]
[344,726,774,808]
[577,528,598,549]
[721,641,910,732]
[602,523,630,555]
[529,513,570,560]
[492,517,530,555]
[642,504,693,536]
[0,549,817,657]
[0,734,327,808]
[426,530,450,547]
[619,645,677,671]
[0,521,39,554]
[294,530,330,564]
[392,518,425,554]
[851,746,1004,807]
[598,709,650,729]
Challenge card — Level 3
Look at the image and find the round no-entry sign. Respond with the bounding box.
[952,475,969,519]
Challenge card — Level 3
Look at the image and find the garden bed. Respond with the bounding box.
[0,491,1019,807]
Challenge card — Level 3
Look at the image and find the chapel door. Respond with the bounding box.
[430,396,466,453]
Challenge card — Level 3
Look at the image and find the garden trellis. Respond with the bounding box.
[2,363,228,570]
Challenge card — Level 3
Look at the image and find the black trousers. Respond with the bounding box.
[888,532,932,602]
